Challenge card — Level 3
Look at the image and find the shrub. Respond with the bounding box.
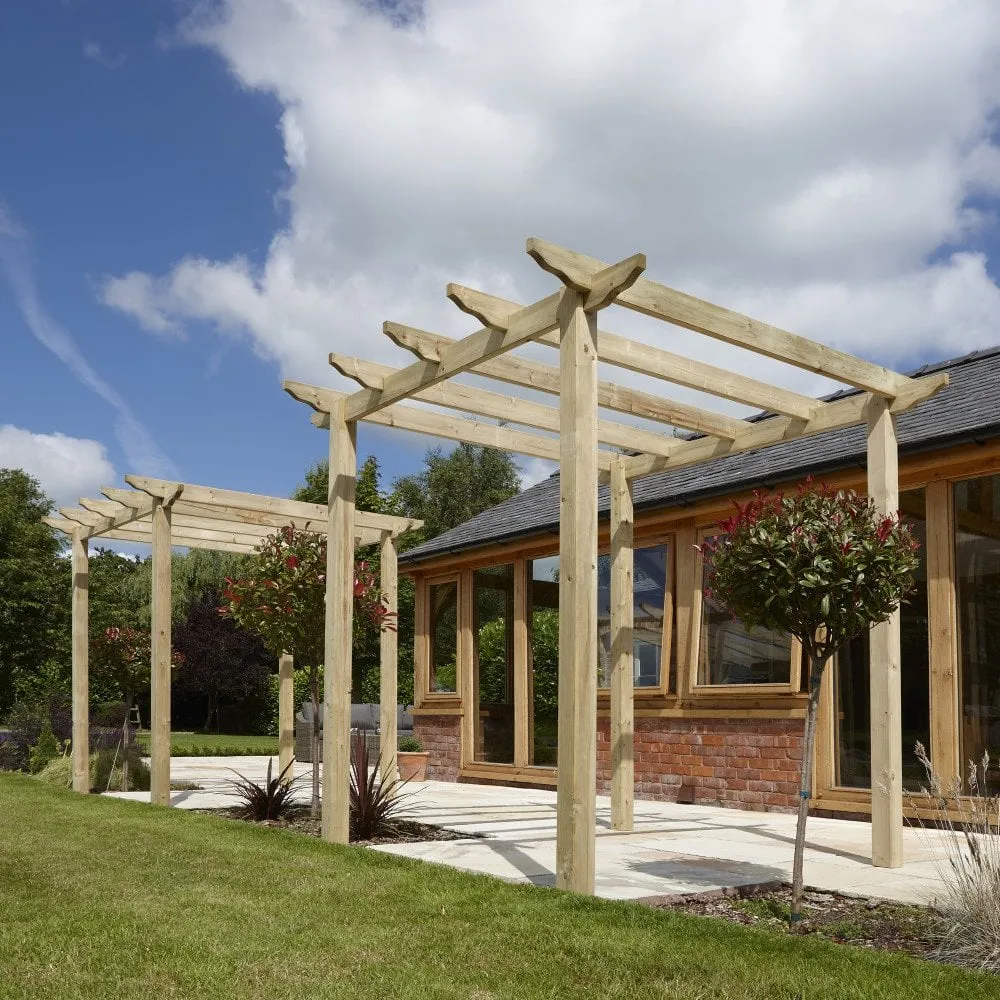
[3,695,72,771]
[92,701,128,728]
[398,736,423,753]
[350,730,410,841]
[229,758,299,821]
[36,753,73,788]
[909,743,1000,973]
[28,720,61,774]
[90,744,150,793]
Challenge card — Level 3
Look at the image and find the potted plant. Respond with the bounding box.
[397,736,430,782]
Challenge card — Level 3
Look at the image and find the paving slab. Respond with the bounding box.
[106,757,954,905]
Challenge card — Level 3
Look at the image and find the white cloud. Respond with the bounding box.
[0,204,178,477]
[0,426,116,509]
[101,0,1000,419]
[82,41,125,70]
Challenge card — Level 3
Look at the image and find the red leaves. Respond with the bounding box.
[286,555,298,570]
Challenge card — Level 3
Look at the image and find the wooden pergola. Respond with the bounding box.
[44,478,421,807]
[284,238,947,894]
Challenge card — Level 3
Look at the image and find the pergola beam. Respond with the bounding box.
[385,323,740,440]
[288,380,617,472]
[447,284,819,420]
[124,477,419,536]
[527,239,911,397]
[342,252,645,421]
[622,371,948,480]
[328,354,680,459]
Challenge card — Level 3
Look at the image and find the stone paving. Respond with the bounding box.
[108,756,953,905]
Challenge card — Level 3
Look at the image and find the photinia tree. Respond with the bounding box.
[702,480,919,923]
[220,525,394,816]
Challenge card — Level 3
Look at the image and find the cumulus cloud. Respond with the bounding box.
[0,426,116,509]
[101,0,1000,418]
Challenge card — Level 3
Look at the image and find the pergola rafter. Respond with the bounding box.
[45,478,421,805]
[285,237,947,893]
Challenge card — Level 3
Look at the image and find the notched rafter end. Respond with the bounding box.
[446,283,515,331]
[328,354,383,390]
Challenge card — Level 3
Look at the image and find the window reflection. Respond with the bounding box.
[698,535,792,685]
[956,475,1000,792]
[428,581,458,693]
[597,544,669,688]
[473,564,515,764]
[528,556,559,767]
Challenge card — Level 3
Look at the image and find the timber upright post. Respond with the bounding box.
[278,652,295,780]
[71,529,89,793]
[323,398,356,843]
[610,455,634,832]
[379,530,399,783]
[149,496,173,806]
[555,286,600,894]
[867,394,904,868]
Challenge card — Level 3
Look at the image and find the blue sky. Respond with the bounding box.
[4,1,1000,514]
[0,0,424,508]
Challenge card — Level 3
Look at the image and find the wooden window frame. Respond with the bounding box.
[686,527,802,698]
[417,572,463,707]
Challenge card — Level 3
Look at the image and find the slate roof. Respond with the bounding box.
[399,347,1000,566]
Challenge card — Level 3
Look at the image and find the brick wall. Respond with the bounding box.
[417,712,804,812]
[412,714,461,781]
[597,717,803,812]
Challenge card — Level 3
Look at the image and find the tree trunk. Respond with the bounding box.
[121,690,133,793]
[791,652,824,925]
[309,669,320,819]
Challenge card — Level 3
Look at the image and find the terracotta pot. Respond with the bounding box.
[397,750,430,782]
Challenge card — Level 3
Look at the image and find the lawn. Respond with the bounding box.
[1,774,995,1000]
[134,730,279,756]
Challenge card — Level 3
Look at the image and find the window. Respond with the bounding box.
[528,556,559,767]
[473,564,515,764]
[597,543,670,689]
[835,488,929,790]
[955,475,1000,792]
[697,534,794,686]
[428,579,458,694]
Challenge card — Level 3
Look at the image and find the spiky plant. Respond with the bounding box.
[230,758,300,821]
[349,730,411,841]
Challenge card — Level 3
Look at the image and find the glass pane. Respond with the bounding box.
[834,489,929,790]
[428,581,458,693]
[529,556,559,767]
[597,544,669,688]
[473,564,515,764]
[956,475,1000,793]
[698,535,792,685]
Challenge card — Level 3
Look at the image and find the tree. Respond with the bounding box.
[294,455,385,512]
[221,526,393,816]
[173,590,273,732]
[703,481,919,922]
[390,443,521,542]
[0,469,69,714]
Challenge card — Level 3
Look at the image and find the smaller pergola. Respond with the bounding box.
[44,477,421,805]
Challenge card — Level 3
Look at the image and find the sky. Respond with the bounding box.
[3,0,1000,519]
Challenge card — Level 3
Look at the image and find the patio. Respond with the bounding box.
[109,757,951,906]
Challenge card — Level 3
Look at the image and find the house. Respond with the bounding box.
[399,346,1000,819]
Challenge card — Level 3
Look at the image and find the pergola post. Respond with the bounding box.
[278,652,294,780]
[379,530,398,782]
[149,497,173,806]
[610,456,634,832]
[867,395,904,868]
[556,289,599,894]
[71,529,89,793]
[323,398,356,843]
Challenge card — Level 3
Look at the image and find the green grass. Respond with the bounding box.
[0,775,995,1000]
[134,730,279,757]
